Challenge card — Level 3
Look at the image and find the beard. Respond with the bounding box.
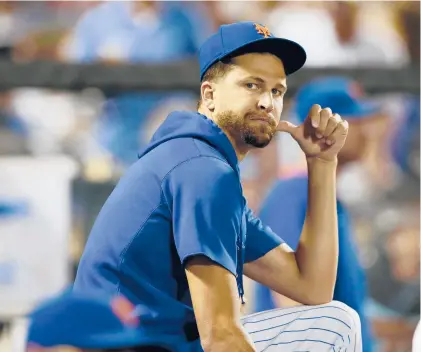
[215,110,277,149]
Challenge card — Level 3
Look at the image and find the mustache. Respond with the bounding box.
[246,112,277,127]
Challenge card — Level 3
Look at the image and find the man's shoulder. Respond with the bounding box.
[167,152,238,186]
[171,137,229,160]
[148,137,233,172]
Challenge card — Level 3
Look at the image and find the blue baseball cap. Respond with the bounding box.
[294,76,379,122]
[199,21,307,80]
[27,290,171,350]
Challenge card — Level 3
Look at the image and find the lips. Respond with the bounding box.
[249,116,274,126]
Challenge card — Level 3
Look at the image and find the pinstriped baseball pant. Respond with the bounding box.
[241,300,362,352]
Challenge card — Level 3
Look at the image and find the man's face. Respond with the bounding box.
[210,53,287,149]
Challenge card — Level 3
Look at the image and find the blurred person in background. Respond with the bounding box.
[0,1,98,158]
[363,9,420,348]
[253,77,379,352]
[63,1,216,169]
[6,1,91,63]
[265,1,408,67]
[394,1,420,66]
[26,290,171,352]
[390,1,420,183]
[362,108,420,351]
[0,2,82,157]
[364,202,420,352]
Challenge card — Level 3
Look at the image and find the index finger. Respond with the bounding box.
[308,104,322,128]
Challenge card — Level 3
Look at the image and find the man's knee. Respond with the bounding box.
[325,300,362,333]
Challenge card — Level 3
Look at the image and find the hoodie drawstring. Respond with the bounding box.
[236,233,245,305]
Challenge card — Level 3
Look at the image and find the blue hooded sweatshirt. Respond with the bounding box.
[73,111,283,351]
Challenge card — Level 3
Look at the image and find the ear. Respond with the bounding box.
[200,81,215,111]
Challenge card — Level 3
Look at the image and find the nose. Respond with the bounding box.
[258,92,274,113]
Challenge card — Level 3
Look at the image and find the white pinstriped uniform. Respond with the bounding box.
[241,301,362,352]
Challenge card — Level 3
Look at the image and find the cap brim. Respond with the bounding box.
[223,37,307,76]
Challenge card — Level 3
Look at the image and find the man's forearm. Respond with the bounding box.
[295,157,338,302]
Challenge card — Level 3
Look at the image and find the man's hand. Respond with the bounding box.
[277,104,349,162]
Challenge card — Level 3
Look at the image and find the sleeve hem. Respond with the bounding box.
[181,251,237,278]
[244,238,284,264]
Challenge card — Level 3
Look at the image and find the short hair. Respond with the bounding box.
[197,60,235,110]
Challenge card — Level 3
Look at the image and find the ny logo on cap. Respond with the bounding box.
[349,82,364,99]
[111,295,139,327]
[254,23,271,38]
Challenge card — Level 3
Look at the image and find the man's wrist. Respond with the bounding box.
[306,156,338,169]
[306,157,338,184]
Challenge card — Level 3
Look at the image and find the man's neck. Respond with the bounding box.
[198,108,249,161]
[223,131,249,162]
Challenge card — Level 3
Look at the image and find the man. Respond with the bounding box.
[74,22,362,351]
[26,290,171,352]
[255,76,377,351]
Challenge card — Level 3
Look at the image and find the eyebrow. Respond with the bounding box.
[244,76,287,90]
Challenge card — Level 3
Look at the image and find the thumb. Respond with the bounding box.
[276,120,297,134]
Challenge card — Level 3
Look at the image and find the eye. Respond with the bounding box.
[271,88,283,96]
[246,83,258,90]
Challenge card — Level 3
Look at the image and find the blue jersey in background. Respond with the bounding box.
[255,175,373,352]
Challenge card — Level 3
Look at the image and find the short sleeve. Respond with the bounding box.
[244,207,284,263]
[166,157,244,276]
